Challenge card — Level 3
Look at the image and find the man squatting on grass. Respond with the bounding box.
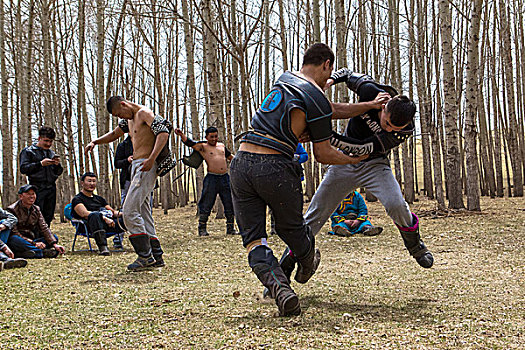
[175,126,236,236]
[230,43,370,316]
[274,69,434,286]
[85,97,177,271]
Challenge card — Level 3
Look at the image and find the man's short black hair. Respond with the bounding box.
[106,96,125,114]
[302,43,335,67]
[205,126,218,136]
[81,172,97,181]
[386,95,416,127]
[39,126,56,139]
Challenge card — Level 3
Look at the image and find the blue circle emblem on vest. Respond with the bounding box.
[260,88,283,112]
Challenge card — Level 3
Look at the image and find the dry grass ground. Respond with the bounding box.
[1,196,524,349]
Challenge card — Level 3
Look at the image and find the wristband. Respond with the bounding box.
[330,68,352,85]
[183,138,197,147]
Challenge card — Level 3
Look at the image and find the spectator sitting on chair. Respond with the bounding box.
[7,184,65,258]
[71,172,126,255]
[0,207,28,269]
[329,191,383,237]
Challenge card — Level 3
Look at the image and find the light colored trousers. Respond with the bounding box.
[304,157,413,236]
[122,159,158,238]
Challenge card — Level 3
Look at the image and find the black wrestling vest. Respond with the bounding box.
[242,71,333,158]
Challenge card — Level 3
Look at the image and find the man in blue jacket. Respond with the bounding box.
[329,191,382,237]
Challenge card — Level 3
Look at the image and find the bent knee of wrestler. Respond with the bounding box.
[384,199,413,227]
[278,225,313,259]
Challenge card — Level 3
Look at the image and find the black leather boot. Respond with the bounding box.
[198,214,209,236]
[225,214,237,235]
[294,228,321,284]
[396,213,434,268]
[263,247,296,298]
[150,238,165,267]
[254,262,301,316]
[92,230,109,256]
[128,234,155,271]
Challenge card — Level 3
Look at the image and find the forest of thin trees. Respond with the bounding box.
[0,0,524,218]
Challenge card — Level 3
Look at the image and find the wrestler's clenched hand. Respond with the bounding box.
[370,92,391,109]
[324,78,334,91]
[85,141,96,154]
[140,157,155,172]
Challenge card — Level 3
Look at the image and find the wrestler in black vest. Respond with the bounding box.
[242,71,333,157]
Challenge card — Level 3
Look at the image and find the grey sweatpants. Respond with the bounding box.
[304,157,413,236]
[122,159,158,238]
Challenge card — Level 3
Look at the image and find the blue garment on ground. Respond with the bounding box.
[329,191,372,235]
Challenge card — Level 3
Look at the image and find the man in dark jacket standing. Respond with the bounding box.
[19,126,63,227]
[114,136,133,204]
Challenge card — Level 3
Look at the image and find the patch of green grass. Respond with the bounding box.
[1,197,524,349]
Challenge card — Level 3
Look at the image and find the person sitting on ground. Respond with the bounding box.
[71,172,126,255]
[6,185,65,258]
[329,191,383,237]
[0,208,28,269]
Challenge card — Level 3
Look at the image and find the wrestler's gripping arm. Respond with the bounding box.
[325,78,390,119]
[174,128,204,152]
[330,130,411,157]
[291,108,367,165]
[331,93,390,119]
[85,127,125,154]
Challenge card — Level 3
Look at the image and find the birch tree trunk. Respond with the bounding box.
[498,0,524,196]
[96,0,109,199]
[439,0,465,209]
[181,0,204,199]
[0,0,14,206]
[464,0,483,210]
[277,0,289,71]
[416,0,434,199]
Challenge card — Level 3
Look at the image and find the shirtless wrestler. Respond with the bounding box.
[175,126,237,236]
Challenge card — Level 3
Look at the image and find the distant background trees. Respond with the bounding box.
[0,0,523,217]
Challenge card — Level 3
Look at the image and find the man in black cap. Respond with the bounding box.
[6,185,65,258]
[19,126,63,227]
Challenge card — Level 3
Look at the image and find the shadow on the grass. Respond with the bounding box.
[301,295,435,324]
[78,270,161,286]
[223,295,435,330]
[68,248,131,256]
